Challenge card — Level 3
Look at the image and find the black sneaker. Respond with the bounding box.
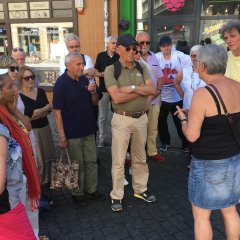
[86,191,106,201]
[134,190,156,203]
[111,199,122,212]
[72,195,88,206]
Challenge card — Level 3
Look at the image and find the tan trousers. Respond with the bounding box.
[110,113,149,200]
[147,104,160,156]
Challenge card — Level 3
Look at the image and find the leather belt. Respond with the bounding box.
[114,109,146,118]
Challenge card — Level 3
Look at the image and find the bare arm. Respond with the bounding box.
[84,68,95,80]
[94,69,104,78]
[53,109,67,148]
[173,71,184,98]
[0,136,8,194]
[31,104,52,120]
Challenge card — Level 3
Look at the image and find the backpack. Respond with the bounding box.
[80,54,86,66]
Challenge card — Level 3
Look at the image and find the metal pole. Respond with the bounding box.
[104,0,108,50]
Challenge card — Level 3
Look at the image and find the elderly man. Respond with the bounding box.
[94,36,119,148]
[136,31,165,162]
[104,33,157,212]
[53,52,105,206]
[59,34,95,81]
[220,20,240,83]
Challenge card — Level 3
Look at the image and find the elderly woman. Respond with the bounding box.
[17,66,56,192]
[175,44,240,239]
[0,73,40,239]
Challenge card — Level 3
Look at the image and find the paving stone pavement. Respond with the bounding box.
[39,112,239,240]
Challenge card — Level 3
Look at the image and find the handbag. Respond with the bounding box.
[208,84,240,148]
[50,149,79,190]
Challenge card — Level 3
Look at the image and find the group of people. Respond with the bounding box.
[0,19,240,240]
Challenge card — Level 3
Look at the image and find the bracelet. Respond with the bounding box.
[180,119,188,123]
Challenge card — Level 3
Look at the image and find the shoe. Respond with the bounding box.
[159,144,169,152]
[128,167,132,176]
[134,190,156,203]
[72,195,89,206]
[86,191,106,201]
[98,139,105,148]
[150,153,165,162]
[181,147,189,153]
[111,199,122,212]
[124,177,129,186]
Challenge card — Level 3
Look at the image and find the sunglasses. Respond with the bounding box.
[9,66,19,72]
[22,75,35,81]
[139,41,150,46]
[12,47,24,52]
[126,46,137,52]
[135,50,142,55]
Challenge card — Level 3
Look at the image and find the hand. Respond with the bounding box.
[87,83,96,94]
[119,86,132,94]
[174,106,188,120]
[84,69,95,79]
[30,199,40,212]
[58,138,67,149]
[173,71,183,84]
[7,92,18,113]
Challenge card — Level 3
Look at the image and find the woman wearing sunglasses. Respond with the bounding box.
[0,73,40,239]
[17,66,56,199]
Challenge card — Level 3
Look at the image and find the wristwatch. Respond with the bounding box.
[131,85,136,92]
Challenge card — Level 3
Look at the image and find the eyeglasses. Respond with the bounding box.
[12,47,24,52]
[139,41,150,46]
[190,54,197,58]
[126,46,137,52]
[68,45,79,49]
[9,66,19,72]
[22,75,35,81]
[135,50,142,55]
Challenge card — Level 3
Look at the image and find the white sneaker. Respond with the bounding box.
[124,177,129,186]
[128,167,132,176]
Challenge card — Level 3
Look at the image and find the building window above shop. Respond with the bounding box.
[153,0,194,16]
[137,0,149,19]
[201,0,240,16]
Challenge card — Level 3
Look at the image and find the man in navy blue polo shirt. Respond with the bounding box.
[53,52,105,205]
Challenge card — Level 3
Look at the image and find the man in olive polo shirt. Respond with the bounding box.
[104,34,157,212]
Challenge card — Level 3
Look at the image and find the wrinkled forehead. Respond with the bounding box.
[12,51,25,58]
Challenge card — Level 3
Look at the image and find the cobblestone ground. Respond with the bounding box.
[39,112,239,240]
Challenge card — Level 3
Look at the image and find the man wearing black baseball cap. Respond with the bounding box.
[156,36,191,153]
[104,33,157,212]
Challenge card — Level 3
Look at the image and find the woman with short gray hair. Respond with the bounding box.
[175,44,240,239]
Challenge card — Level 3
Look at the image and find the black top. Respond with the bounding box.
[20,88,49,129]
[192,87,240,160]
[94,51,119,92]
[53,72,98,139]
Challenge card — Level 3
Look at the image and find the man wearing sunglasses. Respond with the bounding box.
[156,36,191,153]
[136,32,165,162]
[104,34,157,212]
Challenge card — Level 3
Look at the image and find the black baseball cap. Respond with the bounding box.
[159,36,172,46]
[117,34,137,47]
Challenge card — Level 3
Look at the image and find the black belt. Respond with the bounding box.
[114,109,146,118]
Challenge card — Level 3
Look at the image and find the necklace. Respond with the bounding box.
[190,70,201,92]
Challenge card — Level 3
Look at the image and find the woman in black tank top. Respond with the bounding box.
[175,44,240,240]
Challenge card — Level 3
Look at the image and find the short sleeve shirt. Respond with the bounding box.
[225,51,240,83]
[104,61,150,112]
[53,72,98,139]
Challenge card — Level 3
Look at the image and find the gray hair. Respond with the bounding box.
[136,31,150,41]
[220,20,240,39]
[190,45,201,54]
[0,55,17,68]
[106,36,117,43]
[65,34,80,45]
[65,52,83,66]
[197,44,227,75]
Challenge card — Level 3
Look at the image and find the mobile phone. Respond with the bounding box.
[89,79,95,84]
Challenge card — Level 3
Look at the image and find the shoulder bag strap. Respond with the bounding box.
[208,84,240,147]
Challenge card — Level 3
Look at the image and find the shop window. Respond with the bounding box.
[199,19,230,46]
[153,0,194,16]
[156,25,191,50]
[137,22,149,32]
[137,0,148,20]
[201,0,239,16]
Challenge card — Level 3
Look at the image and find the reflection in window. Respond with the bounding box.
[156,25,190,47]
[154,0,194,16]
[137,22,148,32]
[201,0,239,16]
[11,22,73,63]
[199,19,229,46]
[137,0,148,19]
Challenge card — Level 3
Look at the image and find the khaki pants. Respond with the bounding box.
[68,134,98,196]
[147,104,160,156]
[110,113,149,200]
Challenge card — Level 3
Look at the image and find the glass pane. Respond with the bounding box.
[199,19,230,46]
[11,22,73,63]
[136,0,148,20]
[0,27,7,55]
[137,22,149,32]
[156,25,191,47]
[201,0,239,16]
[154,0,194,16]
